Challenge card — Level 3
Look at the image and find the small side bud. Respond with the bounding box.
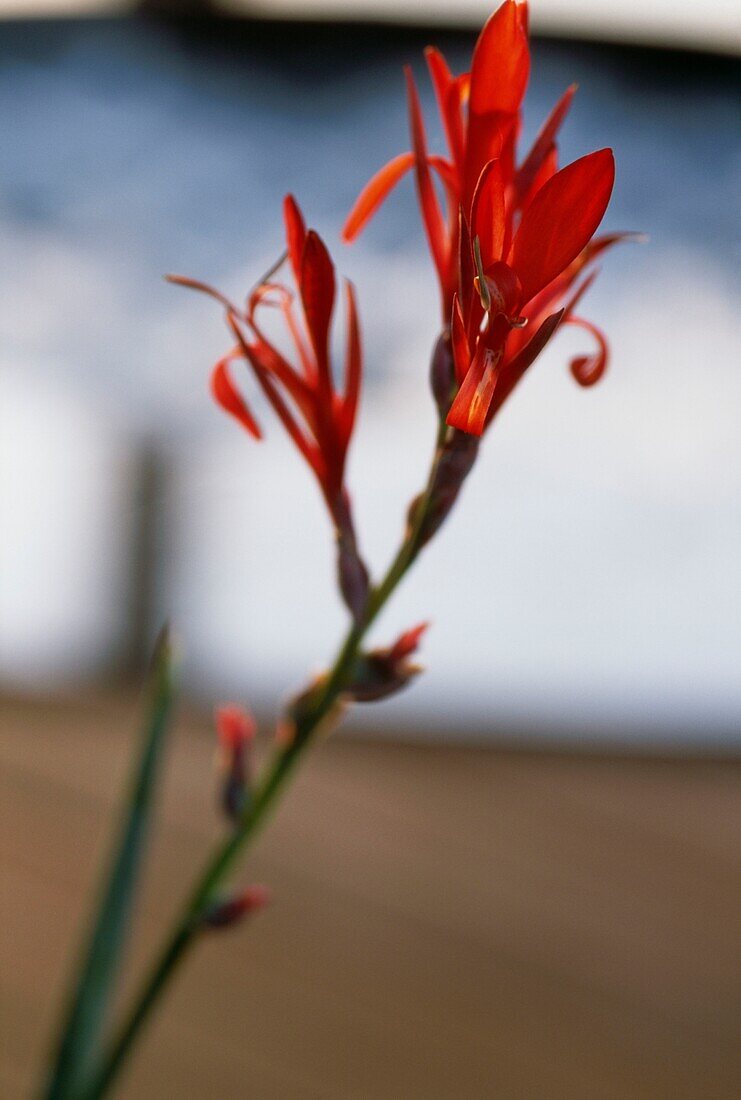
[215,704,256,822]
[332,492,370,624]
[345,623,429,703]
[201,884,271,930]
[415,430,479,548]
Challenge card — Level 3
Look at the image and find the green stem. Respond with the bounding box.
[81,415,452,1100]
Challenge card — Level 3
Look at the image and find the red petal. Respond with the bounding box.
[562,269,598,317]
[489,309,564,420]
[509,148,615,304]
[247,332,318,431]
[300,229,336,390]
[451,295,471,385]
[458,208,475,331]
[341,152,415,243]
[425,46,465,173]
[210,352,262,440]
[465,0,529,202]
[283,194,307,285]
[405,65,451,311]
[515,84,577,203]
[518,143,558,217]
[389,622,429,662]
[481,261,522,318]
[446,343,501,436]
[565,315,608,386]
[340,280,362,448]
[471,159,506,267]
[165,274,239,316]
[229,317,323,477]
[469,0,530,116]
[578,230,647,269]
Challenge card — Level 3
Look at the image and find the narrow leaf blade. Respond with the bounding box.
[42,627,178,1099]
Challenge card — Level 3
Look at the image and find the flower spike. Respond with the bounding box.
[343,1,634,437]
[170,196,370,621]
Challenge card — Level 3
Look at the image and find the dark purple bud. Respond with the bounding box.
[344,624,429,703]
[429,332,456,415]
[332,491,370,623]
[408,430,479,552]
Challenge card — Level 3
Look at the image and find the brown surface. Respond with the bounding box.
[1,692,740,1099]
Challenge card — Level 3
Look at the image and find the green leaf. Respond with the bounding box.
[41,627,178,1100]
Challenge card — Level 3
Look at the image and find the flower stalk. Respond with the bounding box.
[79,398,461,1100]
[43,4,636,1096]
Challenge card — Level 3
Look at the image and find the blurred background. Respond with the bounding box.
[0,2,739,1098]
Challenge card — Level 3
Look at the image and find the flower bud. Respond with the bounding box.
[332,492,370,624]
[201,884,271,930]
[429,332,456,415]
[415,430,479,548]
[344,623,429,702]
[215,704,256,822]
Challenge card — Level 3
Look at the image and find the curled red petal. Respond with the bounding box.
[509,148,615,304]
[283,194,307,285]
[210,352,262,440]
[341,152,415,243]
[166,274,240,316]
[566,315,609,386]
[405,64,451,312]
[515,83,577,202]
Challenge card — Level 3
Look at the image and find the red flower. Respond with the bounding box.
[169,196,370,620]
[343,0,636,436]
[170,195,362,520]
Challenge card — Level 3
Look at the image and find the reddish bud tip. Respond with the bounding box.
[215,704,256,751]
[202,884,271,930]
[389,622,430,662]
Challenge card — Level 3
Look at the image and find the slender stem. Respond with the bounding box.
[82,415,452,1100]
